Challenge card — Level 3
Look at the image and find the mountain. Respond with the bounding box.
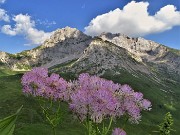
[99,33,180,80]
[0,27,92,70]
[1,27,180,81]
[61,37,150,74]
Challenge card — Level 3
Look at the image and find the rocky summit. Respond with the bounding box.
[100,32,180,76]
[0,27,180,82]
[0,27,92,70]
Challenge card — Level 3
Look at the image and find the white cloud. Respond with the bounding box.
[36,19,56,28]
[1,14,53,45]
[155,5,180,27]
[0,8,10,22]
[0,0,6,4]
[85,1,180,37]
[1,25,16,35]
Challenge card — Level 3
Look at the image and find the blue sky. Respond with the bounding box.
[0,0,180,54]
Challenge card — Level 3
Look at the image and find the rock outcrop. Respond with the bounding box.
[99,33,180,75]
[68,38,150,75]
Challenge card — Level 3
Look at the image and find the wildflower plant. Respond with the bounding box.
[21,68,152,135]
[21,68,71,135]
[69,73,152,135]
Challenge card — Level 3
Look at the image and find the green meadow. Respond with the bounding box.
[0,68,179,135]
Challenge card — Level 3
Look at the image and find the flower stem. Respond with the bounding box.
[88,120,91,135]
[104,117,113,135]
[53,127,56,135]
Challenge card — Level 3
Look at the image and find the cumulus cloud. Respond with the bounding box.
[0,0,6,4]
[1,14,53,45]
[85,1,180,37]
[0,8,10,22]
[155,5,180,26]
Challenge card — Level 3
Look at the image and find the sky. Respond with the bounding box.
[0,0,180,54]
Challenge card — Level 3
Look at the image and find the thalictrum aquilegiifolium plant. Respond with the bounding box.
[21,68,152,135]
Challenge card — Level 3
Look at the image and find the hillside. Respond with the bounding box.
[0,66,180,135]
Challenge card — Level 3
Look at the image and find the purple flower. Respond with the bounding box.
[141,99,152,110]
[21,68,70,101]
[120,84,133,94]
[69,73,152,124]
[22,70,152,125]
[133,92,143,101]
[112,128,126,135]
[69,73,121,123]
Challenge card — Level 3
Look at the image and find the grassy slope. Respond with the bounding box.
[101,69,180,135]
[0,68,179,135]
[0,69,85,135]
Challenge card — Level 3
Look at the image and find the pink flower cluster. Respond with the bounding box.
[21,68,152,124]
[21,68,71,101]
[69,73,152,123]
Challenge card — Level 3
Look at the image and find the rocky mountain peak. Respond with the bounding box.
[99,32,169,58]
[43,27,90,47]
[52,26,83,39]
[99,32,180,77]
[0,27,93,70]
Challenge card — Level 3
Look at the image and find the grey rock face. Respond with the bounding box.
[0,51,8,63]
[99,33,180,75]
[0,27,92,70]
[68,38,150,75]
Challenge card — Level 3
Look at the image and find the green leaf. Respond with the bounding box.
[0,105,23,135]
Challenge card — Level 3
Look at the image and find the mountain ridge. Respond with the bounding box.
[0,27,180,81]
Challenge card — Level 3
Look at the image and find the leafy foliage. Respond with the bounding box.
[21,68,152,135]
[158,112,174,135]
[0,106,23,135]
